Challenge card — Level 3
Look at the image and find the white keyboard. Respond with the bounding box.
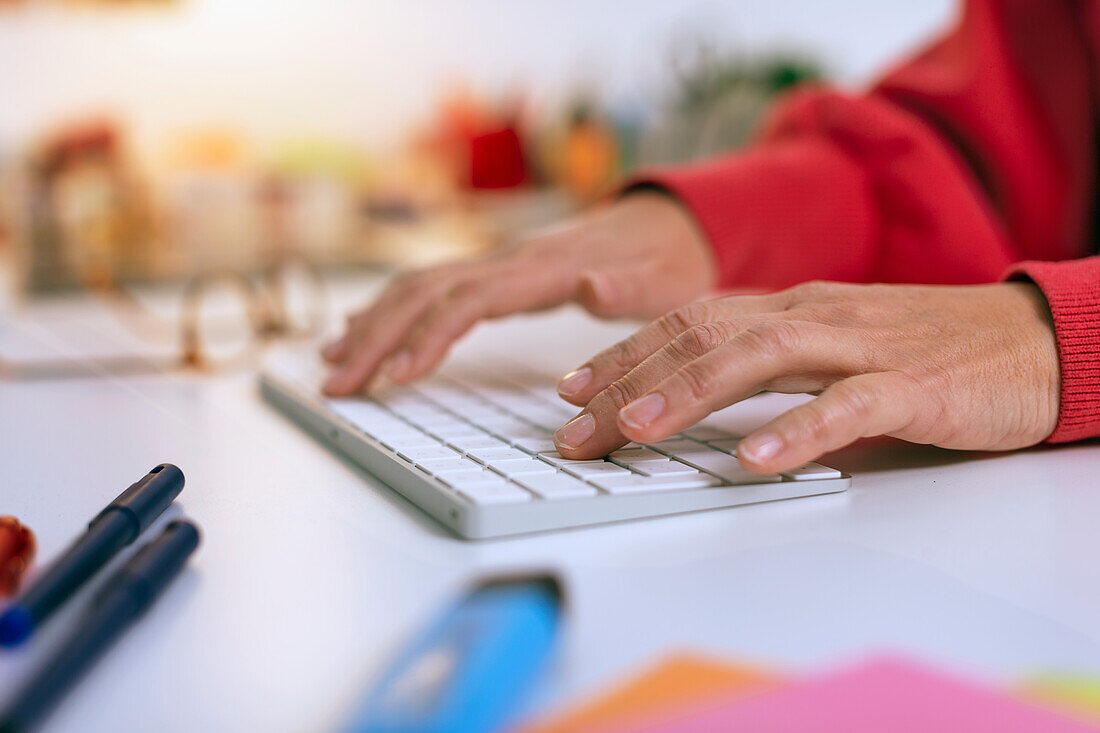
[260,349,849,538]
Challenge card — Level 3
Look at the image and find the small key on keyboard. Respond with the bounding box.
[513,473,597,499]
[537,452,604,468]
[671,449,782,485]
[632,460,700,477]
[456,481,533,505]
[438,469,509,489]
[511,437,559,454]
[485,458,558,476]
[590,473,723,493]
[446,434,510,454]
[649,439,703,455]
[560,461,633,480]
[397,445,462,464]
[782,463,843,480]
[707,438,741,455]
[416,457,479,475]
[378,432,440,450]
[608,448,669,466]
[467,447,531,464]
[682,426,738,442]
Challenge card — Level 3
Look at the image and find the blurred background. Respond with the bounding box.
[0,0,952,299]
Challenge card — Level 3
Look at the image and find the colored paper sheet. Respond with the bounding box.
[1022,675,1100,723]
[516,654,777,733]
[627,656,1100,733]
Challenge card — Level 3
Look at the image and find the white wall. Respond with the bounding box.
[0,0,956,156]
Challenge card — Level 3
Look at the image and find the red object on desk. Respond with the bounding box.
[0,516,36,598]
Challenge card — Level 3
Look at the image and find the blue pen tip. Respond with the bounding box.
[0,605,34,647]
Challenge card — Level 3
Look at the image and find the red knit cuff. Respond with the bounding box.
[1007,257,1100,443]
[625,138,878,290]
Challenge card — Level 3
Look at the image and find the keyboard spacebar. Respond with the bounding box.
[670,451,782,484]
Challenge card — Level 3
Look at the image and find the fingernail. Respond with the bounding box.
[619,393,666,430]
[386,350,411,380]
[554,413,595,450]
[739,433,783,462]
[557,367,592,396]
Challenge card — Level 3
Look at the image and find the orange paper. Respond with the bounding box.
[516,654,777,733]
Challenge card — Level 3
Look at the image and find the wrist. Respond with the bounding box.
[613,189,716,280]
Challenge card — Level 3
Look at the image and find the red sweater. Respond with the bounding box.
[640,0,1100,444]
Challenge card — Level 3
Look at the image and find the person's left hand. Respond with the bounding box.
[551,281,1061,473]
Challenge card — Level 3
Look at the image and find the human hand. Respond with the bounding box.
[552,281,1060,473]
[321,192,715,395]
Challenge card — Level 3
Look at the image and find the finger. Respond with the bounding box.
[321,336,346,363]
[553,319,739,456]
[556,320,865,459]
[385,282,500,384]
[387,259,599,385]
[612,322,868,447]
[737,371,919,474]
[576,264,674,319]
[556,295,784,406]
[322,273,464,395]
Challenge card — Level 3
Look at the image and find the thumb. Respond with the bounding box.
[576,265,662,318]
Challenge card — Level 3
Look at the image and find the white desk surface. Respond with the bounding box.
[3,274,1100,732]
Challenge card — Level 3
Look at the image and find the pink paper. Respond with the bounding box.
[633,656,1100,733]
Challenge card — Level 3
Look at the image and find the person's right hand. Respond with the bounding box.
[321,192,716,396]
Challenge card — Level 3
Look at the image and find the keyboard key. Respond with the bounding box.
[560,461,633,480]
[467,447,531,464]
[446,435,510,453]
[513,473,597,499]
[485,458,557,476]
[511,437,559,454]
[438,469,509,489]
[536,452,605,468]
[417,457,480,475]
[633,460,700,477]
[590,473,723,493]
[377,433,439,450]
[406,414,467,430]
[397,445,462,463]
[707,438,741,455]
[426,422,485,440]
[671,450,782,485]
[608,448,669,466]
[326,399,392,425]
[649,439,703,455]
[491,422,552,441]
[782,463,843,480]
[455,481,533,505]
[682,426,738,442]
[521,408,576,431]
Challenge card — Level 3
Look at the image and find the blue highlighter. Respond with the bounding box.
[344,575,563,733]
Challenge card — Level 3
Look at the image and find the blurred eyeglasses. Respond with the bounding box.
[0,257,326,379]
[179,258,325,369]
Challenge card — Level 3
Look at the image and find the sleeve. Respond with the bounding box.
[1008,258,1100,443]
[630,0,1095,291]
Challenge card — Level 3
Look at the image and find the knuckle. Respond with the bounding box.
[741,320,801,359]
[787,279,831,302]
[676,364,717,405]
[792,402,832,442]
[598,379,641,411]
[662,302,709,334]
[599,340,646,376]
[829,380,877,422]
[675,322,729,357]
